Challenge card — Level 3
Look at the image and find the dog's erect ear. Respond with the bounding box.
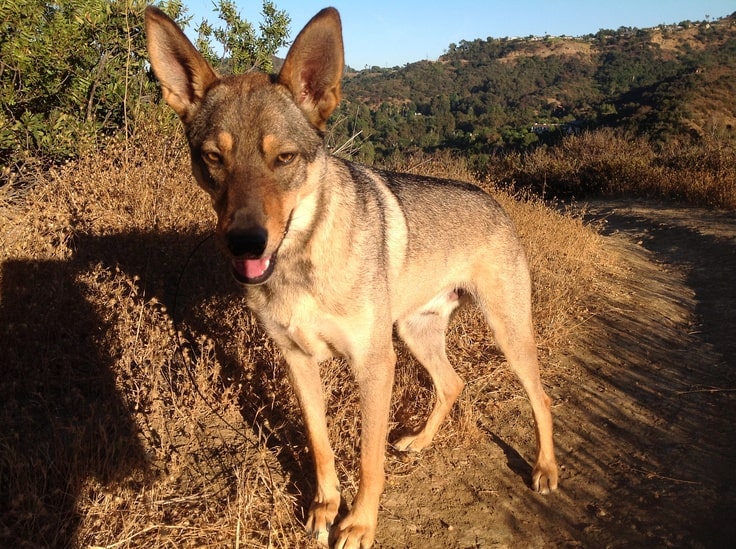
[145,6,218,122]
[278,8,344,131]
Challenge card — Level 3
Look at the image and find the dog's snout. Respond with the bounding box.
[227,226,268,257]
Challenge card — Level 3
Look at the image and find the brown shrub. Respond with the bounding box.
[488,128,736,208]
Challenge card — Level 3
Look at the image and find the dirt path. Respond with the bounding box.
[375,200,736,548]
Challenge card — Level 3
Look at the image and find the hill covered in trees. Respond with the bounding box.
[2,3,734,206]
[329,13,736,169]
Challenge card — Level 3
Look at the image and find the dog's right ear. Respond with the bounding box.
[145,6,218,123]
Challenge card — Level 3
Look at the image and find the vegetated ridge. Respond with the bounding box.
[329,13,736,167]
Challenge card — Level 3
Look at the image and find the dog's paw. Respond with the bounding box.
[311,525,331,547]
[306,495,339,546]
[393,431,431,452]
[532,460,559,494]
[331,513,377,549]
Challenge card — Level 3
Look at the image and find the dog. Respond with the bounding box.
[145,6,558,548]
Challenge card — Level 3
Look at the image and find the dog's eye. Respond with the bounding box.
[203,151,221,164]
[275,152,296,166]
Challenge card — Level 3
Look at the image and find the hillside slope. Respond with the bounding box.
[333,14,736,163]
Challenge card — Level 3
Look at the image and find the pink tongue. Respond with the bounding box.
[234,256,270,280]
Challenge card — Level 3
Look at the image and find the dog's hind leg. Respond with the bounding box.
[394,290,466,452]
[473,258,559,494]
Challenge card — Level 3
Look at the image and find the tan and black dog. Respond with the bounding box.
[145,6,558,548]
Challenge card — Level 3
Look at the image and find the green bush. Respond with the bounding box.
[0,0,289,183]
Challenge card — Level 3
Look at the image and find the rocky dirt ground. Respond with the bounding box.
[373,200,736,548]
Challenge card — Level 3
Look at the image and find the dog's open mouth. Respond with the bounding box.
[228,211,292,286]
[231,254,276,286]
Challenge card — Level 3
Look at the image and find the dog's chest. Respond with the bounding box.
[249,287,343,362]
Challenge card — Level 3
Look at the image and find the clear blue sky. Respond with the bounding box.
[183,1,735,69]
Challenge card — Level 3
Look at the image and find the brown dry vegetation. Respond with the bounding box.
[492,128,736,208]
[0,116,623,548]
[650,25,705,56]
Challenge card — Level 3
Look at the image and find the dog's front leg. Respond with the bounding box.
[282,350,341,545]
[332,345,396,549]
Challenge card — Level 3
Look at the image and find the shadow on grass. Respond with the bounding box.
[0,229,313,547]
[1,246,147,547]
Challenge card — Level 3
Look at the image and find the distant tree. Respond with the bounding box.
[336,12,736,164]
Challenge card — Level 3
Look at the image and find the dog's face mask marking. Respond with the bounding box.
[185,80,321,284]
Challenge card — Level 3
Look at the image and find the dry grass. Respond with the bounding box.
[1,120,618,548]
[494,128,736,209]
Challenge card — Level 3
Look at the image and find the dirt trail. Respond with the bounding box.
[375,200,736,548]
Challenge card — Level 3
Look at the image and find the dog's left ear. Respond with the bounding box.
[278,8,344,131]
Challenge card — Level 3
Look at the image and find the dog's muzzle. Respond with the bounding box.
[225,210,294,286]
[226,227,276,285]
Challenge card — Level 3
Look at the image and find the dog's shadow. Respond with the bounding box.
[487,432,533,485]
[0,229,310,546]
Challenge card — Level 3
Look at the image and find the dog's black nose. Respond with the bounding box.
[226,226,268,257]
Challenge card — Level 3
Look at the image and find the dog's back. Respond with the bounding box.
[329,161,525,319]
